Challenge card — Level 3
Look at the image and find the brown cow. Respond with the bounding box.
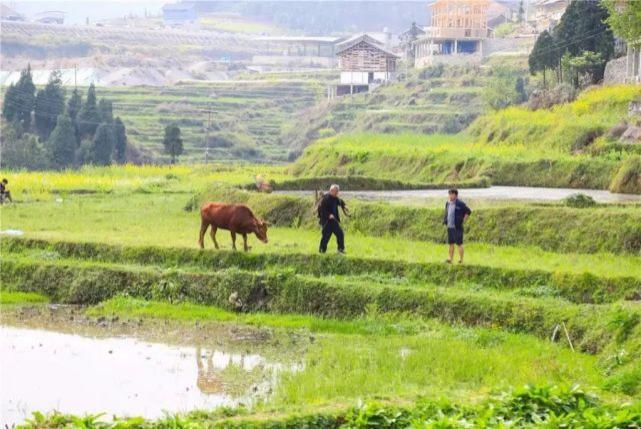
[199,202,269,251]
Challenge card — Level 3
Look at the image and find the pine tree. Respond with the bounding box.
[66,89,82,122]
[47,114,77,169]
[2,65,36,130]
[92,123,115,166]
[553,0,614,84]
[529,30,557,87]
[113,117,128,164]
[66,88,83,146]
[98,98,114,124]
[162,124,183,164]
[77,83,100,138]
[2,84,18,123]
[35,71,66,141]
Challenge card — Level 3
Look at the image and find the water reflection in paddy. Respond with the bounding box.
[1,325,295,424]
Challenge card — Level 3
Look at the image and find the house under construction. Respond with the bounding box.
[414,0,492,67]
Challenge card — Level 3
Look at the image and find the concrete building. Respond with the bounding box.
[251,36,343,68]
[534,0,569,31]
[335,34,399,96]
[162,3,198,26]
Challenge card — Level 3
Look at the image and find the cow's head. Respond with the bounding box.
[254,219,269,243]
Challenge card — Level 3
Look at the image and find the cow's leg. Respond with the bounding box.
[210,226,219,249]
[242,233,249,252]
[230,231,237,251]
[199,221,209,249]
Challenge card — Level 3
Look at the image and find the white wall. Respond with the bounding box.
[340,72,369,84]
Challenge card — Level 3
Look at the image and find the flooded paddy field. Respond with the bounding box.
[0,305,306,425]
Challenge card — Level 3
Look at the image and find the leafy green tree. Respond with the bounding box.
[529,30,557,87]
[603,0,641,46]
[554,0,614,84]
[113,117,128,164]
[92,123,115,166]
[162,124,183,164]
[76,83,100,138]
[561,51,604,88]
[2,65,36,130]
[0,123,49,170]
[98,98,114,124]
[47,114,77,169]
[34,71,66,141]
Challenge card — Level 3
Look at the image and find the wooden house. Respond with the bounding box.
[335,34,399,95]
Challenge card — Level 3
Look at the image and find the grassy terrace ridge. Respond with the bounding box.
[2,248,640,354]
[291,85,641,193]
[4,237,641,305]
[285,64,489,155]
[99,80,324,163]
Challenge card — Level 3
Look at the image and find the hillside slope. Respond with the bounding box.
[105,80,323,163]
[285,65,491,157]
[291,85,641,193]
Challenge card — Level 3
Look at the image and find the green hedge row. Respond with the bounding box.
[3,255,639,354]
[197,188,641,255]
[5,238,639,305]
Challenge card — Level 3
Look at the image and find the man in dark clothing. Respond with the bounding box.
[443,189,471,264]
[0,178,12,204]
[318,184,348,254]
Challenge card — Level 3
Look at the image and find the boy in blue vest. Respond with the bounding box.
[443,189,471,264]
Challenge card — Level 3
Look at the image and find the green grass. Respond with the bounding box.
[469,85,641,152]
[275,331,600,407]
[80,297,610,408]
[87,296,425,336]
[291,85,641,192]
[3,163,641,422]
[0,164,289,200]
[0,291,48,305]
[2,192,640,277]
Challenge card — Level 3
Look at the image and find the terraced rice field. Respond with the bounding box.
[1,165,640,426]
[102,80,324,162]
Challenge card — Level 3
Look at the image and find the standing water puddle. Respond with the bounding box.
[1,325,294,424]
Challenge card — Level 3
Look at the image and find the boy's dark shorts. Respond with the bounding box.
[447,228,464,245]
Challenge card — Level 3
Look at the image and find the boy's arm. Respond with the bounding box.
[463,202,471,220]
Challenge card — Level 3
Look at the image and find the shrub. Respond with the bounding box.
[564,193,597,208]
